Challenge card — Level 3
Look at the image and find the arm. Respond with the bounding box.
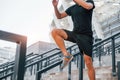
[52,0,68,19]
[73,0,94,10]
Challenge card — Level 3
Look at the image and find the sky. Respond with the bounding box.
[0,0,54,47]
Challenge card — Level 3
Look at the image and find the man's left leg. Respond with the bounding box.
[84,54,96,80]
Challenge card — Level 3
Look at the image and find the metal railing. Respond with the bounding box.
[0,31,120,80]
[0,48,60,79]
[93,32,120,76]
[0,30,27,80]
[35,44,83,80]
[35,32,120,80]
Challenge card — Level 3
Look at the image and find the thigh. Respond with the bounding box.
[63,29,76,43]
[52,28,68,39]
[76,34,93,57]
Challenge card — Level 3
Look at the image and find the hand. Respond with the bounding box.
[52,0,59,7]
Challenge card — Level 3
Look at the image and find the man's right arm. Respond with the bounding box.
[54,7,68,19]
[52,0,68,19]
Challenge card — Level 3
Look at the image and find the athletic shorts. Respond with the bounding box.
[63,29,93,57]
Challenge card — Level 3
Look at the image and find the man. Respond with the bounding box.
[51,0,96,80]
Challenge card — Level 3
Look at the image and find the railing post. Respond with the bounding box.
[117,61,120,80]
[68,62,71,80]
[98,47,101,62]
[40,55,43,69]
[111,37,116,76]
[11,75,13,80]
[36,72,41,80]
[30,65,33,75]
[78,53,83,80]
[37,63,40,71]
[98,46,102,66]
[95,38,102,66]
[0,30,27,80]
[13,42,27,80]
[68,48,72,80]
[8,67,13,80]
[77,55,79,68]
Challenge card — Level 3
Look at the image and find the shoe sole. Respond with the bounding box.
[61,56,73,69]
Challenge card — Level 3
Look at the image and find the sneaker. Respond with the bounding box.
[61,54,73,69]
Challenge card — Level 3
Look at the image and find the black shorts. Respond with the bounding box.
[63,29,93,57]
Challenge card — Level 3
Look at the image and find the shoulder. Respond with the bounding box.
[66,4,78,12]
[86,0,95,9]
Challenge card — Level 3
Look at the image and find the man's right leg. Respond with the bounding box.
[51,29,73,69]
[51,29,70,56]
[84,54,96,80]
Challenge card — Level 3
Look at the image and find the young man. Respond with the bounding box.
[51,0,96,80]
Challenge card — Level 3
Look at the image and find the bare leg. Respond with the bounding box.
[84,54,96,80]
[51,29,70,56]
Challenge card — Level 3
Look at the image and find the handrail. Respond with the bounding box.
[25,44,77,68]
[0,44,78,80]
[0,52,36,70]
[0,61,14,69]
[25,51,61,68]
[26,48,60,63]
[0,52,34,69]
[0,48,59,69]
[25,44,77,69]
[0,71,14,80]
[93,32,120,47]
[0,48,60,74]
[93,32,120,76]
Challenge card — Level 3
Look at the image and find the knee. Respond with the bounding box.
[85,60,93,69]
[51,29,58,37]
[84,56,94,69]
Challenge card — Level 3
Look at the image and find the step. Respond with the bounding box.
[42,66,118,80]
